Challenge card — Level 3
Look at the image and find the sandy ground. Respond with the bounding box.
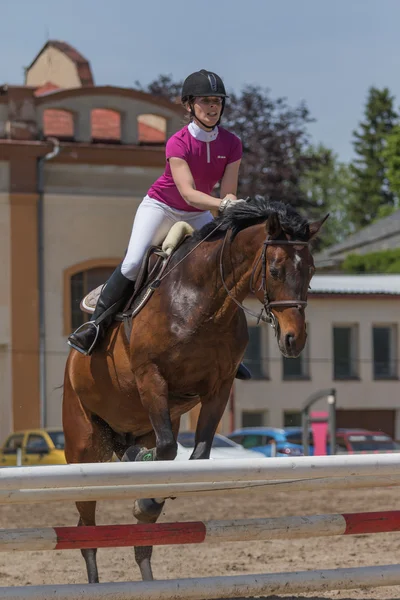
[0,481,400,599]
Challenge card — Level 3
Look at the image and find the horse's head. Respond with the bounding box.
[252,211,327,358]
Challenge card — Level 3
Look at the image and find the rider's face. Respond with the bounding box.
[191,96,223,129]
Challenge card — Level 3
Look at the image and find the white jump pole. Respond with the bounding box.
[1,564,400,599]
[1,454,400,491]
[1,473,400,505]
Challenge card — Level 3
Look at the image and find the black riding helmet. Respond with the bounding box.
[181,69,228,129]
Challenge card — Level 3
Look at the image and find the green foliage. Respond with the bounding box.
[384,124,400,198]
[349,87,398,229]
[343,249,400,273]
[300,145,356,248]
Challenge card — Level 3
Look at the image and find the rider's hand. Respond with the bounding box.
[219,195,246,214]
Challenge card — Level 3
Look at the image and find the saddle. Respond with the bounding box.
[80,221,194,328]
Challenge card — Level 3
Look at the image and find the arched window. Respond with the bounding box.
[43,109,74,139]
[64,260,120,334]
[137,114,166,144]
[91,108,121,143]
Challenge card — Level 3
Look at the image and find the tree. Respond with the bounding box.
[300,145,356,248]
[137,76,324,210]
[383,124,400,200]
[349,87,398,229]
[135,74,183,104]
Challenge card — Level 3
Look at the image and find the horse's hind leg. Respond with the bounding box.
[63,378,114,584]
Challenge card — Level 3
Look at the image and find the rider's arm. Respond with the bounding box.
[169,157,226,211]
[219,159,241,199]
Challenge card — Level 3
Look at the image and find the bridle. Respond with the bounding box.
[219,230,309,330]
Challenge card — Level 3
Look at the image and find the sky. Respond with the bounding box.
[3,0,400,162]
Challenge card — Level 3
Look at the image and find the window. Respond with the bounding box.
[70,266,116,331]
[373,325,398,379]
[138,114,167,144]
[284,411,301,427]
[242,326,267,379]
[48,431,65,450]
[25,435,49,454]
[241,410,268,427]
[240,434,265,449]
[91,109,121,143]
[282,324,310,380]
[333,325,359,379]
[3,434,24,454]
[43,109,74,139]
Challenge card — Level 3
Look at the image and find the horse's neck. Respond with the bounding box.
[211,226,263,323]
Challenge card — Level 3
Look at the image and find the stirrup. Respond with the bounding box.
[67,322,100,356]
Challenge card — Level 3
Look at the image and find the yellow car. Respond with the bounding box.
[0,428,66,467]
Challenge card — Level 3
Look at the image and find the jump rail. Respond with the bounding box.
[1,564,400,600]
[1,454,400,491]
[1,474,400,505]
[2,510,400,551]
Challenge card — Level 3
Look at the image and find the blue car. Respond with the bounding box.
[228,427,304,457]
[283,427,315,454]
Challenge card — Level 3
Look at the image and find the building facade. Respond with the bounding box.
[238,275,400,439]
[0,41,183,442]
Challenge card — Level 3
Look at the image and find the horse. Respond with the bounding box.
[62,196,326,584]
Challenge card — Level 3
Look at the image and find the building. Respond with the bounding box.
[0,41,183,442]
[238,274,400,439]
[1,41,399,444]
[315,209,400,272]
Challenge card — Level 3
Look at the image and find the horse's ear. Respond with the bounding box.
[308,214,329,239]
[267,212,282,239]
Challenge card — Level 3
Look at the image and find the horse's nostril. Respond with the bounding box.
[285,332,295,349]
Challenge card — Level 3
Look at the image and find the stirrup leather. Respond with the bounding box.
[67,321,100,356]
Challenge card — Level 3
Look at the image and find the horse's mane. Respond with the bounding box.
[185,196,310,250]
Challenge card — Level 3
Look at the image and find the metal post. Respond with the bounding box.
[302,407,310,456]
[328,391,337,455]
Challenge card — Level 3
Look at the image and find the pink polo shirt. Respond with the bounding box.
[147,123,242,212]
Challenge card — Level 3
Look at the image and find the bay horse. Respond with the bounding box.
[62,197,326,584]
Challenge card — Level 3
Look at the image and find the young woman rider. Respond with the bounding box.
[67,69,251,380]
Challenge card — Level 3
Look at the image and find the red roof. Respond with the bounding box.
[27,41,94,87]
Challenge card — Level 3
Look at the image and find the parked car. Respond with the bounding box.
[284,427,400,455]
[227,427,304,457]
[335,429,400,454]
[176,432,265,460]
[0,429,66,466]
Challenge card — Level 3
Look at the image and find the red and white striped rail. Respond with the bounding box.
[2,510,400,551]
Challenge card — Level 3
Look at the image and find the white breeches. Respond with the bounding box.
[121,195,214,281]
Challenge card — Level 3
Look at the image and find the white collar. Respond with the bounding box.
[188,121,219,142]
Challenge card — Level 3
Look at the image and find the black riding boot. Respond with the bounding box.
[235,362,252,380]
[67,265,135,356]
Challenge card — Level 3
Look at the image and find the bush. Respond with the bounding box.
[342,249,400,273]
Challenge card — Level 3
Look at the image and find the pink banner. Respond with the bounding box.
[311,411,328,456]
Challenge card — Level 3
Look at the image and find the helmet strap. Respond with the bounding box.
[189,100,225,131]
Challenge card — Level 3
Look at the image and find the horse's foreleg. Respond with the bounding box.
[190,380,233,460]
[135,365,177,461]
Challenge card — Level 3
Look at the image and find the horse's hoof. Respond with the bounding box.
[121,446,156,462]
[133,497,165,523]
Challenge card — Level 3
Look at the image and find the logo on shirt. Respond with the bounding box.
[217,155,226,159]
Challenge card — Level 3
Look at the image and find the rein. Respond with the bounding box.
[153,222,309,333]
[219,230,309,329]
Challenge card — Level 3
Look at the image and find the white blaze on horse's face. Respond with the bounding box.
[293,253,302,269]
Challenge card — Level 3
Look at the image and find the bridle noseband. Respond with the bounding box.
[219,231,309,330]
